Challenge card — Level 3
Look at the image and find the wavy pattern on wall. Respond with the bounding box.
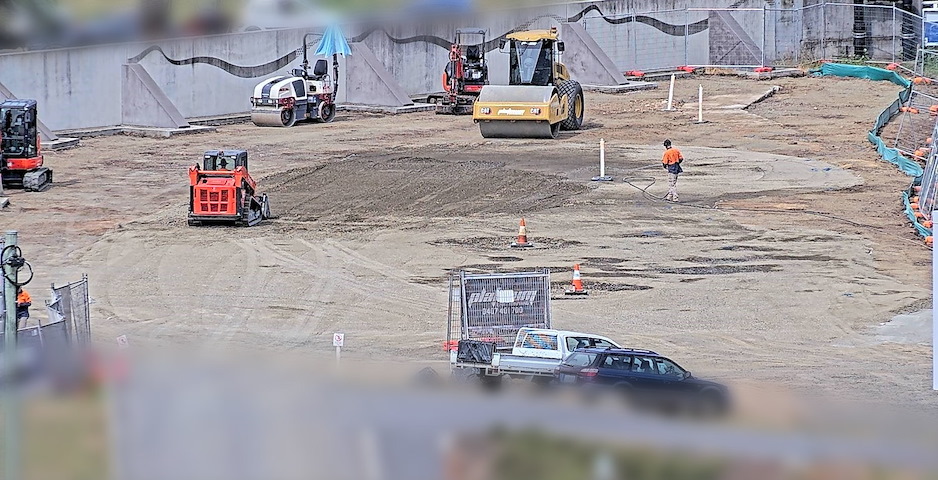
[127,4,709,78]
[350,5,709,50]
[128,45,300,78]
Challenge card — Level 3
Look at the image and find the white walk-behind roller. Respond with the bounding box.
[251,34,339,127]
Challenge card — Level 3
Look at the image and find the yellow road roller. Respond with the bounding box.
[472,27,584,139]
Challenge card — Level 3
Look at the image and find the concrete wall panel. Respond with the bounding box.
[0,0,903,132]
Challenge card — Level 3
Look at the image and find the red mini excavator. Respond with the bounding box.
[1,99,52,191]
[429,29,488,115]
[188,150,271,226]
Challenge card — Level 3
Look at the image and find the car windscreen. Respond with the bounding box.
[561,352,597,367]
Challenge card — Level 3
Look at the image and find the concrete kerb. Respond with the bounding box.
[56,125,216,139]
[635,71,696,82]
[743,86,783,109]
[44,137,81,150]
[740,68,808,81]
[121,125,217,138]
[582,82,658,94]
[338,103,435,114]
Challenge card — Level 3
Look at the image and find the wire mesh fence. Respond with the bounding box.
[891,90,938,160]
[918,131,938,219]
[916,48,938,78]
[46,274,91,347]
[575,1,926,73]
[447,270,552,349]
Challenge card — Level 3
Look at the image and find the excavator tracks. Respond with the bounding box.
[23,168,52,192]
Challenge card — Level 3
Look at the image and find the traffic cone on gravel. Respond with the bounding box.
[564,264,589,296]
[511,218,533,248]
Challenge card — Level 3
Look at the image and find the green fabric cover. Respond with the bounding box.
[816,63,911,88]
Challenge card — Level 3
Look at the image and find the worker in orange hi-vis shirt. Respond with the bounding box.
[661,139,684,202]
[16,287,32,327]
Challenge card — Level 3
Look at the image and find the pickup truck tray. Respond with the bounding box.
[456,340,495,364]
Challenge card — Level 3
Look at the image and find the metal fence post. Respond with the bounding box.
[3,230,20,480]
[822,1,827,61]
[762,5,767,66]
[684,8,689,66]
[632,7,638,67]
[893,6,897,63]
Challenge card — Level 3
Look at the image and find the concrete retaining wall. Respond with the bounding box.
[0,0,890,132]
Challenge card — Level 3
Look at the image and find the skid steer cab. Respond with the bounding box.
[472,26,585,139]
[1,99,52,191]
[188,150,271,227]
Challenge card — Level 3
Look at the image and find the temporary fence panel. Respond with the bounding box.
[897,9,924,66]
[577,2,923,73]
[917,118,938,224]
[919,146,938,221]
[47,275,91,347]
[916,48,938,78]
[891,90,938,158]
[765,4,825,66]
[689,8,765,67]
[581,9,700,73]
[447,270,551,349]
[631,9,696,71]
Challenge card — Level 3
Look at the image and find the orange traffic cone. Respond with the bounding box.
[564,264,589,296]
[510,218,533,248]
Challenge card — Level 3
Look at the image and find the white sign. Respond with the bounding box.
[116,335,129,349]
[333,333,345,347]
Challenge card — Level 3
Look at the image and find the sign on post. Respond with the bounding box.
[333,333,344,366]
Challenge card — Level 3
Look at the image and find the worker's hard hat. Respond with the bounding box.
[663,139,672,147]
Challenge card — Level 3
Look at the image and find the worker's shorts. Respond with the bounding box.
[16,308,29,320]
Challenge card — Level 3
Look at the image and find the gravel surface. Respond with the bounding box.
[2,75,933,408]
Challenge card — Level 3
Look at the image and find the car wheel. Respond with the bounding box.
[694,388,728,418]
[479,374,503,392]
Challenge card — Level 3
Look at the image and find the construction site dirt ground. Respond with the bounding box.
[3,75,935,408]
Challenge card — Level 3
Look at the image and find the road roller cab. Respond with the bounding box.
[472,27,585,139]
[251,33,338,127]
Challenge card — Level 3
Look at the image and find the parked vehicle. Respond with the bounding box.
[451,328,621,386]
[554,348,730,416]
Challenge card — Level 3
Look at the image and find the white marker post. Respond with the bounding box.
[933,217,937,391]
[695,84,706,124]
[664,74,676,111]
[333,332,344,367]
[591,138,613,182]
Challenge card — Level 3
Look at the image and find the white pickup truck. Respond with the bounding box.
[450,327,622,384]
